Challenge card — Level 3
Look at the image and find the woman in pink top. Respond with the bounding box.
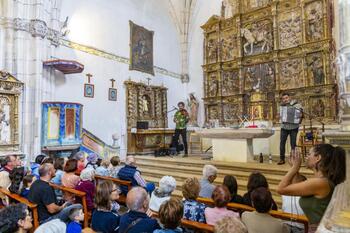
[61,159,80,202]
[205,185,239,225]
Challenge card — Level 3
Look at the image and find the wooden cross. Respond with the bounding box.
[110,78,116,88]
[86,73,93,83]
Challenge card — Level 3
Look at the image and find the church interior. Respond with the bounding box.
[0,0,349,232]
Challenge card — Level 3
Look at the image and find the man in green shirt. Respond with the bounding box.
[173,102,189,157]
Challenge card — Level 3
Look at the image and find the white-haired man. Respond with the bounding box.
[117,156,154,195]
[199,164,218,198]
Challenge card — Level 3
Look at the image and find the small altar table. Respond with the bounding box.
[197,128,274,162]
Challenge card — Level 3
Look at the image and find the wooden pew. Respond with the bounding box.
[93,175,132,204]
[49,183,89,228]
[0,187,39,231]
[197,197,309,232]
[151,212,214,233]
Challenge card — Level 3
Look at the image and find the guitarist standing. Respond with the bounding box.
[173,102,190,157]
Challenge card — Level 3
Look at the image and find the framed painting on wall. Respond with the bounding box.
[84,84,94,98]
[129,21,154,75]
[109,88,117,101]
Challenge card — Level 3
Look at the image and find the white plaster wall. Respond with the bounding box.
[53,0,183,158]
[186,0,222,127]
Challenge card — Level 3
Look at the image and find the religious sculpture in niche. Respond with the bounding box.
[305,1,324,42]
[187,93,199,127]
[244,63,274,92]
[306,53,325,86]
[207,38,218,63]
[222,71,239,95]
[241,20,273,55]
[223,104,238,121]
[278,12,302,49]
[141,95,151,115]
[129,21,154,75]
[208,74,219,97]
[220,35,237,61]
[208,106,219,120]
[0,98,11,143]
[280,58,304,89]
[311,98,325,118]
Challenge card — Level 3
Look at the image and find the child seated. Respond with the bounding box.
[20,175,36,199]
[66,206,84,233]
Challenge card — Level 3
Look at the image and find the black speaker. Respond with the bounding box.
[137,121,149,129]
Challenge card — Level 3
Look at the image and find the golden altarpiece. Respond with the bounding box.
[202,0,337,126]
[125,80,174,154]
[0,71,23,155]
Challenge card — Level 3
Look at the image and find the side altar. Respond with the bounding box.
[197,128,274,162]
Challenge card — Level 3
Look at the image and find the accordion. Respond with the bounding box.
[280,104,302,124]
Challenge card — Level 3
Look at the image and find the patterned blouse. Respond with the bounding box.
[183,199,206,223]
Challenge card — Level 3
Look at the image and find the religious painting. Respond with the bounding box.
[207,73,219,97]
[109,88,117,101]
[250,105,263,120]
[220,34,238,61]
[279,58,304,90]
[306,52,325,86]
[222,70,239,96]
[206,37,218,63]
[305,0,324,42]
[82,132,104,155]
[310,97,326,118]
[48,107,60,139]
[278,11,302,49]
[208,105,219,120]
[65,108,75,139]
[243,0,271,12]
[0,97,11,144]
[244,63,275,92]
[223,104,238,121]
[241,19,273,56]
[129,21,154,75]
[84,84,94,98]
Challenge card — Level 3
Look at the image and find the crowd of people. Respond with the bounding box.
[0,143,346,233]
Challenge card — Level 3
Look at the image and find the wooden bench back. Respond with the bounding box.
[0,188,39,231]
[197,197,309,232]
[49,183,89,228]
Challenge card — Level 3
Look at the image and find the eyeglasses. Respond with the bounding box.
[111,188,121,194]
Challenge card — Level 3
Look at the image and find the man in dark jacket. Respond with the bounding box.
[119,187,160,233]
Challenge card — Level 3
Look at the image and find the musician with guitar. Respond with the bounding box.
[173,102,190,157]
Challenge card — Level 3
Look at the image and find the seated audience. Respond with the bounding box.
[71,151,86,173]
[30,154,47,179]
[199,164,217,198]
[182,177,206,223]
[223,175,244,204]
[62,159,80,202]
[20,175,36,199]
[117,156,154,194]
[242,171,277,210]
[214,216,247,233]
[154,197,184,233]
[28,163,82,223]
[119,187,160,233]
[95,159,110,176]
[66,206,84,233]
[149,175,176,212]
[281,174,306,233]
[91,180,120,233]
[41,157,54,164]
[85,153,99,170]
[51,158,65,185]
[34,219,66,233]
[277,144,346,232]
[8,166,25,194]
[0,203,33,233]
[205,185,239,225]
[0,154,21,190]
[108,156,123,178]
[75,168,95,211]
[242,187,289,233]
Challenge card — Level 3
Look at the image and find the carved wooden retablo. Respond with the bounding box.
[202,0,336,126]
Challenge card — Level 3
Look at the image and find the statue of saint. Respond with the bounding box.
[0,103,10,143]
[141,95,149,114]
[187,93,199,127]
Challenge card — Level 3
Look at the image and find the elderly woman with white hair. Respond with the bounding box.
[149,176,177,212]
[75,168,95,211]
[199,164,218,198]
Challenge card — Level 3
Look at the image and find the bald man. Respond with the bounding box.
[119,187,160,233]
[117,156,154,195]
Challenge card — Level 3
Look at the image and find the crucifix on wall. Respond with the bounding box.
[84,73,94,98]
[109,78,117,101]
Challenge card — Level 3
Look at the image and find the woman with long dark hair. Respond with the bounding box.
[277,144,346,232]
